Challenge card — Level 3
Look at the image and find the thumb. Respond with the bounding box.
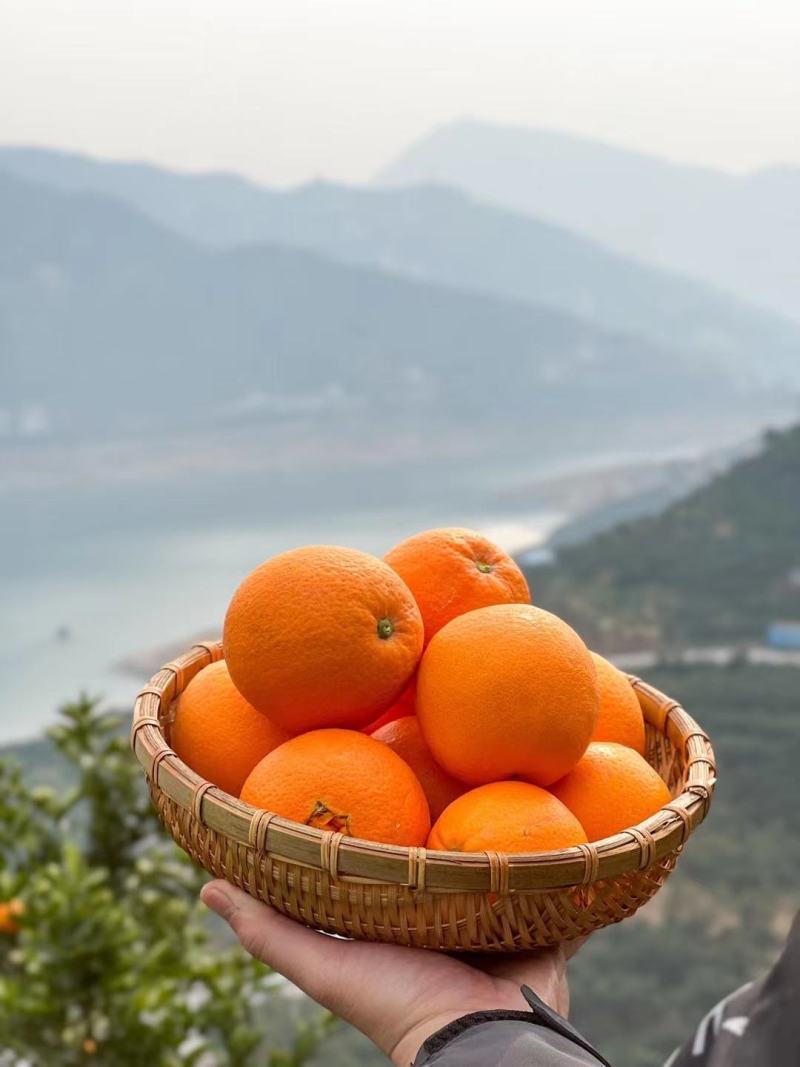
[200,880,349,1009]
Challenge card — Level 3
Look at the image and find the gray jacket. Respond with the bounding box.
[413,986,610,1066]
[413,912,800,1066]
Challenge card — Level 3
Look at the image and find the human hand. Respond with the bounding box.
[201,880,575,1067]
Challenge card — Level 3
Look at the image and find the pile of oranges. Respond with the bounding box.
[172,528,671,854]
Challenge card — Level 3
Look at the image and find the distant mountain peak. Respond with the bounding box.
[373,119,800,321]
[375,118,731,184]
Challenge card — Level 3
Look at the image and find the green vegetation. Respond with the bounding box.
[569,663,800,1066]
[529,428,800,1062]
[528,425,800,650]
[0,699,351,1067]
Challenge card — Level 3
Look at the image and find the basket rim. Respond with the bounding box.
[131,640,716,893]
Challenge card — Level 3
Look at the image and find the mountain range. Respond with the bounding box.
[2,170,742,445]
[1,145,798,387]
[376,119,800,323]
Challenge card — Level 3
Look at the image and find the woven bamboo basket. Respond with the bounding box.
[131,640,716,952]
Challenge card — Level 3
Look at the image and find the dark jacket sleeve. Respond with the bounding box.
[412,986,611,1066]
[665,909,800,1067]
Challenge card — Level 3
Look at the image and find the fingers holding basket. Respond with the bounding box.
[200,880,346,1007]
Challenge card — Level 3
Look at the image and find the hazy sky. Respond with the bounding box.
[2,0,799,187]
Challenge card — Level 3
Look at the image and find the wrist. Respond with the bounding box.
[389,994,532,1066]
[390,1009,468,1067]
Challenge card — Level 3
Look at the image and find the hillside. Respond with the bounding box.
[529,424,800,650]
[0,171,752,443]
[571,662,799,1066]
[375,120,800,322]
[1,147,798,384]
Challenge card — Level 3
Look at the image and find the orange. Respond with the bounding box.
[428,781,587,853]
[418,604,598,786]
[371,716,466,821]
[171,661,290,796]
[0,899,24,936]
[384,527,530,645]
[364,675,417,733]
[550,742,672,842]
[223,545,423,732]
[590,652,646,754]
[240,729,430,846]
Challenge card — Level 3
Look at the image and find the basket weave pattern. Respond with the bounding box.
[132,641,716,951]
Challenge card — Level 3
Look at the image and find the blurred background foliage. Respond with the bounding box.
[0,699,343,1067]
